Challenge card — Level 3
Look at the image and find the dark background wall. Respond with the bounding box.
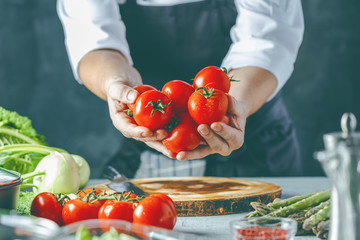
[0,0,359,177]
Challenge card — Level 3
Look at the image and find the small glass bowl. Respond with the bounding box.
[230,217,297,240]
[54,219,209,240]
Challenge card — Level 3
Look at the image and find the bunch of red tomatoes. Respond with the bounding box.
[30,189,177,234]
[127,66,232,154]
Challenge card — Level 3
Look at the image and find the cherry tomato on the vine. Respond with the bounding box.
[77,188,107,206]
[162,80,194,112]
[133,90,173,131]
[133,193,177,230]
[193,66,231,93]
[62,198,102,225]
[30,192,64,226]
[188,87,228,125]
[98,200,135,232]
[163,112,201,154]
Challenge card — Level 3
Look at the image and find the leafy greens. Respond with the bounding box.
[0,107,53,174]
[0,106,46,146]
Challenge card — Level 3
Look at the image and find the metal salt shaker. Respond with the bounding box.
[315,112,360,240]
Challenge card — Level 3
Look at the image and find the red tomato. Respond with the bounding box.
[153,193,177,217]
[98,200,135,232]
[77,188,107,206]
[30,192,64,226]
[193,66,231,93]
[188,87,228,125]
[133,90,173,131]
[163,112,201,154]
[133,193,177,230]
[162,80,194,112]
[62,198,102,225]
[128,85,157,112]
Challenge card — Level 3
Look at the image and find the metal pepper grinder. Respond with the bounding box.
[315,112,360,240]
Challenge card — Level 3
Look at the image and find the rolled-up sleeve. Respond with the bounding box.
[221,0,304,100]
[57,0,132,83]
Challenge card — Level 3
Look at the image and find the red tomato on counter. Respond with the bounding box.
[31,192,64,226]
[162,80,194,112]
[133,193,177,237]
[188,87,228,125]
[133,90,173,131]
[163,112,202,154]
[62,198,102,225]
[193,66,231,93]
[98,200,135,232]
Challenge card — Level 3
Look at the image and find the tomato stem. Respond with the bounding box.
[123,109,133,117]
[56,193,70,206]
[146,100,171,117]
[222,67,240,82]
[221,67,228,74]
[195,84,214,99]
[229,75,240,82]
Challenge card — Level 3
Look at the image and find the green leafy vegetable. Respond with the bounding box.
[0,106,46,146]
[76,225,93,240]
[0,106,51,174]
[16,191,37,215]
[0,106,90,195]
[0,144,67,175]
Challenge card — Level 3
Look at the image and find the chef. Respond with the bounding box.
[57,0,304,178]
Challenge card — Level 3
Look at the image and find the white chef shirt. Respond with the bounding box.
[57,0,304,101]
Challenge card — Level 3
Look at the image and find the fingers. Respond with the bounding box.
[177,104,246,161]
[226,94,246,131]
[210,122,244,150]
[199,124,231,156]
[108,98,168,141]
[107,81,139,104]
[176,145,212,161]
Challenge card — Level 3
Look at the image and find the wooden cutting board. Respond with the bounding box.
[91,177,281,217]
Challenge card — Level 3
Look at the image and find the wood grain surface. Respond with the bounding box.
[91,177,282,217]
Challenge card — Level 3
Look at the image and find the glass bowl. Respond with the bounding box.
[53,219,209,240]
[230,217,298,240]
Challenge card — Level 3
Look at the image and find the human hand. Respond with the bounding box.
[175,95,247,161]
[106,80,175,157]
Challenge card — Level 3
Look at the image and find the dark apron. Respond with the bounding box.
[103,0,303,178]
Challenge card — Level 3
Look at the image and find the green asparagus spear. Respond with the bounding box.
[305,200,330,218]
[267,190,330,217]
[269,192,316,209]
[250,202,274,216]
[317,219,330,232]
[303,205,331,230]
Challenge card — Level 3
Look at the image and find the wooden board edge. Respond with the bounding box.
[175,189,282,217]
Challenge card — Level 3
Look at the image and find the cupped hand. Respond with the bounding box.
[107,80,170,142]
[175,95,247,161]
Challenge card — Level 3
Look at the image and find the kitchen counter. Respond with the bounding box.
[89,177,329,240]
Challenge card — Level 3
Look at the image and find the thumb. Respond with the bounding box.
[226,94,246,132]
[107,81,139,104]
